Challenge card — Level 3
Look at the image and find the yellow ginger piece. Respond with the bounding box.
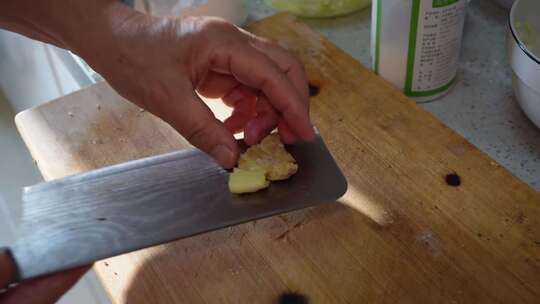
[228,168,270,194]
[238,134,298,181]
[229,134,298,194]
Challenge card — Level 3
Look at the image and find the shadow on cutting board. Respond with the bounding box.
[113,176,488,304]
[120,201,379,304]
[86,128,540,304]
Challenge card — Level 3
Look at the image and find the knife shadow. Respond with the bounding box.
[117,189,402,304]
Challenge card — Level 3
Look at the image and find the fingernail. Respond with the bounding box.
[211,145,235,168]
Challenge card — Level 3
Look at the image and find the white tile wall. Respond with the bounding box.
[0,92,110,304]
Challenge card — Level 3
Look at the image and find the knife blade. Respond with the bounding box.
[1,133,347,284]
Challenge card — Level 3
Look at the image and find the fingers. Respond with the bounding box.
[252,36,309,144]
[278,120,297,145]
[222,86,258,109]
[250,37,310,101]
[0,249,16,290]
[243,96,279,145]
[249,39,308,144]
[224,112,253,134]
[168,88,238,168]
[222,93,298,145]
[210,43,314,142]
[197,73,259,108]
[199,37,312,145]
[196,72,239,99]
[223,93,257,134]
[0,266,90,304]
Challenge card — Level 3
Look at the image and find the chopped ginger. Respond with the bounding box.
[238,134,298,181]
[229,168,270,194]
[229,134,298,194]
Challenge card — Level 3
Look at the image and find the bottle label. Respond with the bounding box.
[404,0,466,97]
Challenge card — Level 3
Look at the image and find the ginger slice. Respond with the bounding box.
[229,168,270,194]
[238,134,298,181]
[229,134,298,194]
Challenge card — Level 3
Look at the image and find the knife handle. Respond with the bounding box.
[0,247,17,291]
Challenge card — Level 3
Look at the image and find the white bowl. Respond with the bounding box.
[507,0,540,128]
[512,73,540,127]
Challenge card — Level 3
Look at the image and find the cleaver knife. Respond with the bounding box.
[0,133,347,286]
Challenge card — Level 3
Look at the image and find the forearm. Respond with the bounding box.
[0,0,134,52]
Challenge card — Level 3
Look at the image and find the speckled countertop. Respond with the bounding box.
[247,0,540,191]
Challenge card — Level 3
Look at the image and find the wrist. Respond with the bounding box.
[68,2,153,72]
[56,1,140,55]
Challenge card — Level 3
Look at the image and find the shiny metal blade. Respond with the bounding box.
[10,134,347,281]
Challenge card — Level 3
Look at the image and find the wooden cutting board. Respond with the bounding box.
[15,14,540,304]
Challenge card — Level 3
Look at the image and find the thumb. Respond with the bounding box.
[171,91,239,168]
[0,248,16,290]
[0,266,89,304]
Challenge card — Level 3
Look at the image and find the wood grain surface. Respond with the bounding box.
[15,14,540,304]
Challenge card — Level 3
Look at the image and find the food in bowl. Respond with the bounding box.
[266,0,371,18]
[515,21,538,54]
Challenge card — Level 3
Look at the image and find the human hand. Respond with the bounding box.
[73,6,314,168]
[0,248,16,292]
[0,1,314,301]
[0,248,89,304]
